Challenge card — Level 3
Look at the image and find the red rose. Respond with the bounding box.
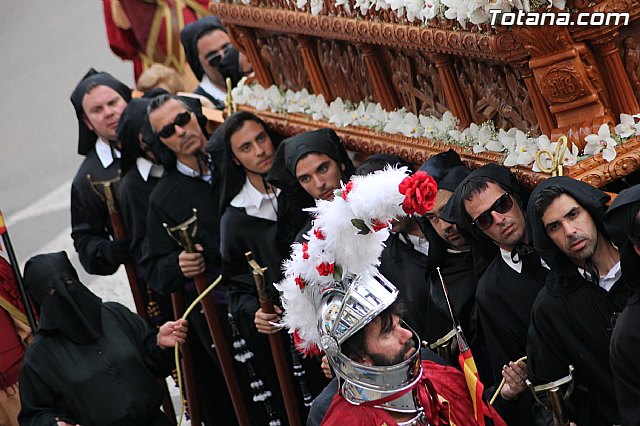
[295,276,306,290]
[341,181,354,200]
[398,171,438,215]
[371,219,389,232]
[316,262,335,276]
[313,228,326,240]
[292,330,322,356]
[302,242,310,260]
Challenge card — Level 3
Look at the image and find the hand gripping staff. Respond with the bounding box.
[164,208,250,426]
[246,251,303,426]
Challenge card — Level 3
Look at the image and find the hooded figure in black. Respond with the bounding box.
[18,252,179,426]
[69,69,133,276]
[604,185,640,425]
[180,16,244,109]
[267,128,355,241]
[143,94,240,425]
[441,163,544,424]
[526,176,629,425]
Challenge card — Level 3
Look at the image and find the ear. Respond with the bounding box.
[633,243,640,257]
[83,114,95,132]
[341,162,346,172]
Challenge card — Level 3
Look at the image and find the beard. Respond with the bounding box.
[368,338,416,367]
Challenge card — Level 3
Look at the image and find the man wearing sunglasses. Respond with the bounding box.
[143,94,242,425]
[180,17,250,109]
[443,163,546,425]
[526,177,629,425]
[69,69,133,276]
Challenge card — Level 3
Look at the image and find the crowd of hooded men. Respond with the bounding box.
[6,13,640,426]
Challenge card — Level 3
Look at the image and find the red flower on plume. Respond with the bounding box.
[316,262,335,276]
[295,276,306,290]
[302,242,310,260]
[313,228,326,240]
[341,181,354,200]
[293,330,323,356]
[371,219,389,232]
[398,171,438,216]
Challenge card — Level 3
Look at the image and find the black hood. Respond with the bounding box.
[266,128,355,191]
[180,16,225,81]
[145,95,210,170]
[527,176,610,277]
[117,98,151,160]
[604,185,640,290]
[418,149,463,183]
[23,252,103,344]
[70,68,132,155]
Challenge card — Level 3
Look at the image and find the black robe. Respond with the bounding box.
[527,272,628,425]
[19,302,173,426]
[71,148,125,275]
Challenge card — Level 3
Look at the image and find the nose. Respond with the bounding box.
[564,221,577,237]
[312,175,324,189]
[396,323,413,343]
[174,123,187,137]
[255,142,266,156]
[491,210,506,227]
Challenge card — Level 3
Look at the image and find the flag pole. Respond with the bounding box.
[0,210,37,331]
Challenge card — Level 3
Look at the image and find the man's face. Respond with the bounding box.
[230,120,275,175]
[541,194,599,265]
[148,99,205,161]
[295,153,344,201]
[82,85,127,142]
[464,181,526,251]
[196,29,231,84]
[361,314,416,367]
[425,189,469,250]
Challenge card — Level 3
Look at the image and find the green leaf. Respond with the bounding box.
[351,218,371,235]
[333,264,343,281]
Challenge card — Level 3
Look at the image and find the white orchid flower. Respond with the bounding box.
[310,0,324,15]
[355,0,373,14]
[504,132,536,167]
[614,114,639,138]
[327,98,354,127]
[584,124,618,162]
[296,0,308,9]
[420,0,439,22]
[420,115,437,138]
[405,0,424,22]
[309,94,328,121]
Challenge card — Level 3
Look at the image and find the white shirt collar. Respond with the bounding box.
[136,157,164,182]
[230,177,280,221]
[400,233,430,257]
[176,159,211,183]
[578,261,621,292]
[200,75,227,102]
[500,248,523,274]
[95,138,121,168]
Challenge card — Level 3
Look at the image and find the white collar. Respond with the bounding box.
[200,75,227,101]
[578,261,621,292]
[400,233,430,257]
[500,247,522,274]
[136,157,164,181]
[176,159,211,183]
[230,177,280,221]
[95,139,121,168]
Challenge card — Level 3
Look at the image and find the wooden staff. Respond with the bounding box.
[246,251,302,426]
[87,174,148,322]
[88,174,177,423]
[0,210,37,331]
[164,209,250,426]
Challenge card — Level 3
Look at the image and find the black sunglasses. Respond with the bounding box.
[157,111,191,138]
[206,43,232,68]
[472,192,513,231]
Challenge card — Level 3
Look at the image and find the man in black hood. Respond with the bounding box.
[18,251,187,426]
[527,176,629,425]
[180,16,248,109]
[604,185,640,425]
[69,68,132,276]
[442,163,544,424]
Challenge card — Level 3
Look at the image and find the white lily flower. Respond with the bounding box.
[310,0,324,15]
[405,0,424,22]
[504,132,536,166]
[584,124,618,162]
[614,114,639,138]
[420,0,439,22]
[296,0,308,9]
[374,0,391,11]
[327,98,353,127]
[383,110,407,135]
[389,0,407,18]
[420,115,437,138]
[309,94,328,121]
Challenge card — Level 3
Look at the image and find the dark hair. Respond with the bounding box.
[533,185,567,218]
[355,154,412,176]
[147,93,191,118]
[632,208,640,245]
[222,111,273,151]
[460,176,509,202]
[340,303,402,363]
[195,27,226,50]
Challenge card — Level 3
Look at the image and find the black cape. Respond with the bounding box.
[526,176,630,425]
[604,185,640,425]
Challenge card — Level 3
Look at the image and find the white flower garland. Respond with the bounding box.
[232,79,639,170]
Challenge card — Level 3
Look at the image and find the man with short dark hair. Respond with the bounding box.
[526,176,629,425]
[69,69,132,276]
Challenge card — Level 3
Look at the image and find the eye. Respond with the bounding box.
[318,163,329,173]
[568,209,578,219]
[256,132,266,142]
[547,223,559,232]
[298,176,310,184]
[239,143,251,153]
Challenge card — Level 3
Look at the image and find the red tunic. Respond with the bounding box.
[322,360,482,426]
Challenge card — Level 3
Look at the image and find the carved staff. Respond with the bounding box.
[88,174,177,423]
[246,251,302,426]
[87,174,148,321]
[0,210,37,331]
[164,209,250,426]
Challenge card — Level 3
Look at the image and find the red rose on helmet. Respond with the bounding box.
[316,262,335,276]
[399,171,437,216]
